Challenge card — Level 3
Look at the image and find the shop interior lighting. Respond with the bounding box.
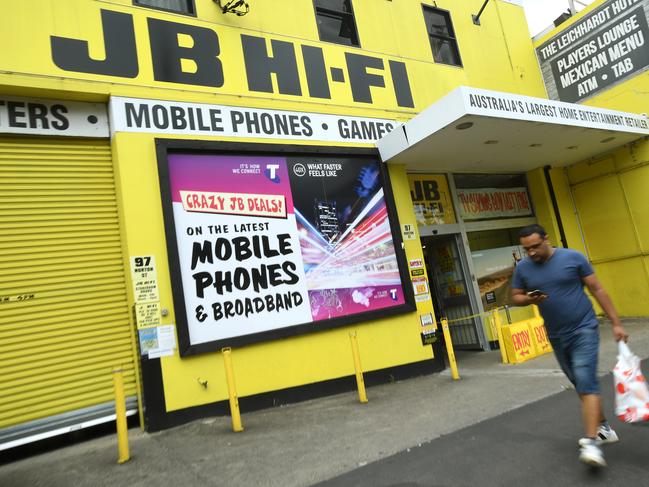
[456,122,473,130]
[215,0,249,16]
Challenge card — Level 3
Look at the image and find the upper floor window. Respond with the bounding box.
[314,0,360,47]
[134,0,195,15]
[422,6,462,67]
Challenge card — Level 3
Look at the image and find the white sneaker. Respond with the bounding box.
[578,425,619,446]
[579,439,607,467]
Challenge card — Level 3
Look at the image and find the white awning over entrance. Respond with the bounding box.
[377,86,649,172]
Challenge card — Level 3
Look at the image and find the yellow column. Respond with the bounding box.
[493,310,509,364]
[349,332,368,403]
[222,348,244,432]
[112,368,130,464]
[440,318,460,380]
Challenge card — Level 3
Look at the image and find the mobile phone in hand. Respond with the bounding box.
[527,289,545,297]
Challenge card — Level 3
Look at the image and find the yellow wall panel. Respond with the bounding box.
[614,143,647,172]
[566,155,616,185]
[162,311,431,411]
[571,176,639,261]
[619,166,649,252]
[548,168,587,254]
[593,259,649,316]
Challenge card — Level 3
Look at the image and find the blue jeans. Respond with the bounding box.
[549,327,600,395]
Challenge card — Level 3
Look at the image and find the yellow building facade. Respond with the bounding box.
[1,0,647,444]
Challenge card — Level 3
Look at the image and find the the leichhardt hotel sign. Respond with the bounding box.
[536,0,649,103]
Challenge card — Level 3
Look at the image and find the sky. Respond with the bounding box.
[520,0,598,36]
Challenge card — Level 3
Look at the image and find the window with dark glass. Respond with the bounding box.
[314,0,360,47]
[422,6,461,66]
[134,0,195,15]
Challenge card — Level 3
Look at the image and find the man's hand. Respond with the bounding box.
[527,293,548,305]
[511,288,547,306]
[612,323,629,342]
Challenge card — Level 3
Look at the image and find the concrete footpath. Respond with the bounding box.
[1,319,648,487]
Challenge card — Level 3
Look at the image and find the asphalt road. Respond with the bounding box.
[317,360,649,487]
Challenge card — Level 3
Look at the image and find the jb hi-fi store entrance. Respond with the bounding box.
[410,172,535,351]
[376,86,649,351]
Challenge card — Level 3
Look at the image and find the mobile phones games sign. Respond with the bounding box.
[162,151,409,353]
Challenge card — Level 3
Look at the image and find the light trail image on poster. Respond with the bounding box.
[163,151,409,353]
[287,156,405,321]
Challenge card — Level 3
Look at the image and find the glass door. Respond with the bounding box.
[425,234,482,349]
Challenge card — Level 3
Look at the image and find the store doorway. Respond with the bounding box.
[423,234,483,350]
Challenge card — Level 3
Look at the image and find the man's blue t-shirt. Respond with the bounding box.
[511,248,597,338]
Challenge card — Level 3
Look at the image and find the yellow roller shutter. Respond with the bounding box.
[0,137,137,440]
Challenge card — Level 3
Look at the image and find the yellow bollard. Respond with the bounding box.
[488,314,498,345]
[222,348,244,432]
[112,368,130,464]
[440,318,460,380]
[349,332,368,403]
[493,310,509,364]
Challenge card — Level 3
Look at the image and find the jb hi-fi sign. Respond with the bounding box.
[536,0,649,103]
[49,9,414,109]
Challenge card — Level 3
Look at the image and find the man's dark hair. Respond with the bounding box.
[519,224,547,239]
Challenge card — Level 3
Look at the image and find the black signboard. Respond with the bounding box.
[536,0,649,102]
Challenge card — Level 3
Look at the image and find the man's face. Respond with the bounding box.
[520,233,551,263]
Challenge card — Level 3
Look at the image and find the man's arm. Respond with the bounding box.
[511,287,547,306]
[582,274,629,342]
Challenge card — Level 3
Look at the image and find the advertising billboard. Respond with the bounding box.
[536,0,649,102]
[157,143,413,355]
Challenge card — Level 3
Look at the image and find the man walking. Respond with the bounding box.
[511,224,629,467]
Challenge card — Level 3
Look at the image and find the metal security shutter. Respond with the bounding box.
[0,137,137,448]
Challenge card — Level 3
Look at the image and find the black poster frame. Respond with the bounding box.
[155,139,415,356]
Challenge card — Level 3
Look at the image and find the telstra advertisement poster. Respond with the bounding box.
[160,150,411,354]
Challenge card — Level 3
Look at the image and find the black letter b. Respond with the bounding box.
[148,18,224,87]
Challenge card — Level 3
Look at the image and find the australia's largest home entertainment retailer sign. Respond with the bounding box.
[536,0,649,102]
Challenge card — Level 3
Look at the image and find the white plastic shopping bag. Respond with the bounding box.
[614,341,649,423]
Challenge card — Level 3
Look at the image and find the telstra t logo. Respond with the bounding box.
[265,164,280,183]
